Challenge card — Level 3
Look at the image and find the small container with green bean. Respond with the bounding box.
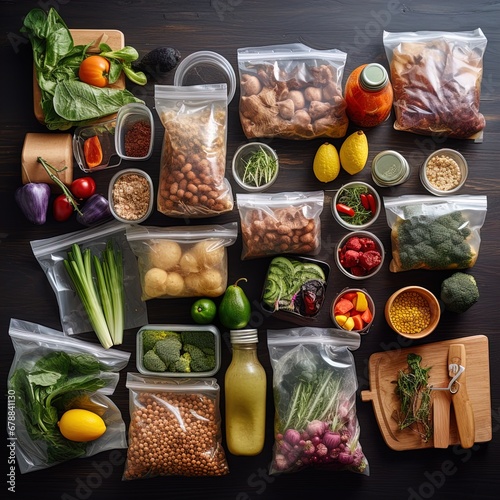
[232,142,279,192]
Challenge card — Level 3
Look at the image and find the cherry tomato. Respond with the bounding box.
[336,203,355,217]
[70,177,96,200]
[360,193,370,210]
[367,193,377,215]
[79,55,110,87]
[53,195,74,222]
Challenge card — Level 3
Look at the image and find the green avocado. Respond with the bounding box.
[219,278,252,330]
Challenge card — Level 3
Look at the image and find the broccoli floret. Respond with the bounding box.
[180,331,215,353]
[172,352,192,373]
[154,337,182,366]
[440,272,479,313]
[142,330,168,352]
[143,350,167,372]
[183,344,215,372]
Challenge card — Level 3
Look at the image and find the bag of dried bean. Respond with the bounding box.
[154,84,234,218]
[125,222,237,299]
[237,191,324,260]
[123,374,229,479]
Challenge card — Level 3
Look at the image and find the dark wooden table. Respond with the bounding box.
[1,1,499,498]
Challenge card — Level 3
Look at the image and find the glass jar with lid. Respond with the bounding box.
[344,63,393,128]
[371,150,410,187]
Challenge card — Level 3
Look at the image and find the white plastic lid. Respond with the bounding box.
[174,51,236,104]
[230,329,258,344]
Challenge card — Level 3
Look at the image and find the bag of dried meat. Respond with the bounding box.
[383,29,487,141]
[237,191,324,260]
[237,43,349,140]
[155,84,234,217]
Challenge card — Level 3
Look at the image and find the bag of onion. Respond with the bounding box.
[123,374,229,479]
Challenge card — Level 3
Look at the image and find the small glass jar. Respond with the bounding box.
[371,150,410,187]
[225,329,266,456]
[344,63,393,128]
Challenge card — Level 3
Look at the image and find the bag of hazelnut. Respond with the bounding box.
[237,43,349,140]
[237,191,324,260]
[123,374,229,479]
[155,84,234,218]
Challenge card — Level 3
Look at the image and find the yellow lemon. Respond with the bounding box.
[58,409,106,442]
[313,142,340,183]
[340,130,369,175]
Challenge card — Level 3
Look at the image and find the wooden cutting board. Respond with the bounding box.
[360,335,491,451]
[33,29,125,124]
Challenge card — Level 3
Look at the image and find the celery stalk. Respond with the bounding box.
[63,242,124,349]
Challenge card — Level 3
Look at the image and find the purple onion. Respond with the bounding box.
[322,431,341,450]
[76,193,112,226]
[15,183,51,225]
[283,428,301,446]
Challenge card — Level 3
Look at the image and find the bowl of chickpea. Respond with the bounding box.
[384,286,441,339]
[420,148,468,196]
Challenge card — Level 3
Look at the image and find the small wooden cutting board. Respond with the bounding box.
[33,29,125,124]
[361,335,491,451]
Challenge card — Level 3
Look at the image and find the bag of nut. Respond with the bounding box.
[237,191,324,260]
[237,43,349,140]
[123,374,229,479]
[383,29,488,141]
[155,84,234,217]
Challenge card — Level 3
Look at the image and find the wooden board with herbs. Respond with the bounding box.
[360,335,491,451]
[33,29,126,124]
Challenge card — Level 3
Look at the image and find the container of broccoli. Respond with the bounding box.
[136,324,221,377]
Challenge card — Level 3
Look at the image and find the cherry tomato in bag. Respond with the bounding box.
[70,177,96,200]
[53,195,74,222]
[79,55,110,88]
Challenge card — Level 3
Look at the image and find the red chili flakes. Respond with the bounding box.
[124,120,152,158]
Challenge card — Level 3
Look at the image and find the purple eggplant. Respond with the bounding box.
[15,183,51,225]
[76,193,112,226]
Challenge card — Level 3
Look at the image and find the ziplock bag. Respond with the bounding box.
[30,220,148,337]
[7,318,130,474]
[122,373,229,479]
[384,194,487,272]
[154,84,234,218]
[237,43,348,140]
[237,191,324,259]
[383,29,487,141]
[125,222,238,299]
[267,327,368,475]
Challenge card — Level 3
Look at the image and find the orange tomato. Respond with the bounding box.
[79,55,110,87]
[83,136,103,169]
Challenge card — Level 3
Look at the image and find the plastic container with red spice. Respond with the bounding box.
[115,103,154,161]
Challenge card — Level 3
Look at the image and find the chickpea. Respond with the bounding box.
[389,292,431,334]
[425,154,462,191]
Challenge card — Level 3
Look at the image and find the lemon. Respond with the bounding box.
[58,409,107,442]
[340,130,369,175]
[313,142,340,183]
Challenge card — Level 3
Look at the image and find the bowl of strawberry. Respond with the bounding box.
[335,231,384,279]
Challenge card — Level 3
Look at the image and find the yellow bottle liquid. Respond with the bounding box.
[225,329,266,456]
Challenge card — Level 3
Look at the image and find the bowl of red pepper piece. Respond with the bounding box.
[331,181,380,230]
[335,230,384,280]
[331,287,375,334]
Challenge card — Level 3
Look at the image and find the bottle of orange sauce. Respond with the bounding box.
[344,63,393,128]
[224,329,266,456]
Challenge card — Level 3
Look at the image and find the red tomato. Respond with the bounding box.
[70,177,96,200]
[79,55,110,87]
[53,195,74,222]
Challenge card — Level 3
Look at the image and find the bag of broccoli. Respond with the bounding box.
[383,194,487,272]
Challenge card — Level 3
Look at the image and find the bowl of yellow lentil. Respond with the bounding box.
[384,286,441,339]
[420,148,468,196]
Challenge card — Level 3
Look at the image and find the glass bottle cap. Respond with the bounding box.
[230,329,258,344]
[360,63,389,91]
[372,150,409,186]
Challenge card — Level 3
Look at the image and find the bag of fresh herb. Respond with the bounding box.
[7,318,130,474]
[267,327,369,475]
[30,220,148,348]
